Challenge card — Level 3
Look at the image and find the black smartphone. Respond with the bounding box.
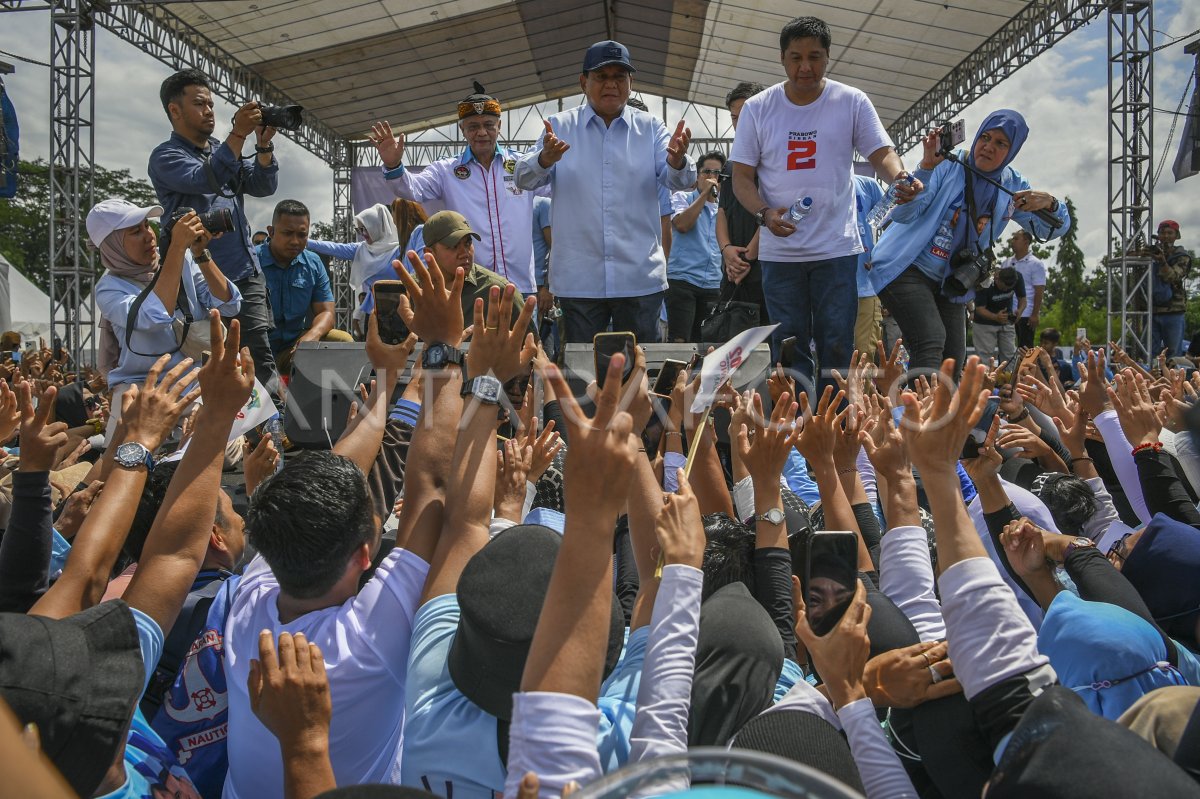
[373,281,410,345]
[938,119,967,155]
[594,332,637,389]
[780,336,798,370]
[653,358,687,397]
[802,531,859,636]
[961,397,1000,460]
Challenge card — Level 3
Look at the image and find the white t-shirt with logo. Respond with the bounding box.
[729,80,892,263]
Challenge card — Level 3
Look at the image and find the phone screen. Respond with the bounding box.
[961,397,1000,459]
[373,281,410,345]
[803,532,859,636]
[780,336,798,369]
[653,359,687,397]
[594,332,637,389]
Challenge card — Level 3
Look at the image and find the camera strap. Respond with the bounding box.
[122,267,194,358]
[962,167,983,255]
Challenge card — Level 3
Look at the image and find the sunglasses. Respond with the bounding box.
[1107,532,1134,565]
[700,169,723,176]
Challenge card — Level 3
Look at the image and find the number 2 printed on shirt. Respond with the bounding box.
[787,139,817,170]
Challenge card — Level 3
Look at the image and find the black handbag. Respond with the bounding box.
[700,282,760,343]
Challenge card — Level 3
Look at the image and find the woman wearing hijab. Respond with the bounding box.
[868,110,1071,373]
[305,203,401,294]
[91,199,241,441]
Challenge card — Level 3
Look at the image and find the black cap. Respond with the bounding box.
[732,710,866,795]
[0,601,143,797]
[987,685,1200,797]
[448,525,624,720]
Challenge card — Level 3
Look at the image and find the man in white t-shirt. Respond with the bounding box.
[221,321,437,799]
[729,16,918,391]
[1003,229,1046,348]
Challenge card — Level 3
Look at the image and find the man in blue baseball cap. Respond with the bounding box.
[514,40,697,344]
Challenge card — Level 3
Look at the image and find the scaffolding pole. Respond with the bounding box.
[48,0,96,369]
[1107,0,1154,362]
[331,140,354,332]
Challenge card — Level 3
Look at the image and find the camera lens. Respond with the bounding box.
[259,103,304,131]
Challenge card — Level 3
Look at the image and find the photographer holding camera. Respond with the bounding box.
[867,110,1071,376]
[90,198,241,442]
[148,68,281,404]
[1148,219,1191,356]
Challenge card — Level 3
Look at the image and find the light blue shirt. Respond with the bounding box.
[96,253,242,388]
[532,196,552,287]
[401,594,649,797]
[853,175,885,298]
[667,190,721,290]
[514,103,695,299]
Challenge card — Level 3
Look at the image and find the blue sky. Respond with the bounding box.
[2,1,1198,270]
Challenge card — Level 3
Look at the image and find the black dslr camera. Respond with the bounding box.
[945,247,995,297]
[259,103,303,131]
[160,206,235,254]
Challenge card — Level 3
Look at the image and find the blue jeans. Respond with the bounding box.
[761,256,858,395]
[560,293,665,345]
[1153,312,1186,357]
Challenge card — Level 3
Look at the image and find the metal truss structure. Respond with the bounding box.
[889,0,1107,153]
[329,140,354,331]
[1,0,1162,365]
[48,0,96,368]
[1107,0,1154,363]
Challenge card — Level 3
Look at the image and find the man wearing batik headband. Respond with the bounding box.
[369,83,551,313]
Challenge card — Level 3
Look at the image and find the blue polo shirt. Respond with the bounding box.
[256,242,334,352]
[532,196,552,287]
[666,190,721,290]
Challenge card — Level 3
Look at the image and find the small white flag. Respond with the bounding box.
[689,324,779,414]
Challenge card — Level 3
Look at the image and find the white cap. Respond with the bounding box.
[85,198,164,248]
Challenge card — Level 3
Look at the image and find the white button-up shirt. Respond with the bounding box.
[514,104,695,299]
[384,145,545,294]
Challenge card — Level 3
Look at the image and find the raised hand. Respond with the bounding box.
[16,382,68,473]
[666,119,692,169]
[999,517,1052,580]
[231,101,264,139]
[794,385,848,466]
[53,479,103,540]
[196,313,255,420]
[1108,369,1161,447]
[368,120,406,170]
[0,378,23,445]
[395,249,466,346]
[1077,349,1111,420]
[767,363,796,408]
[243,434,279,498]
[859,395,909,480]
[521,418,563,484]
[465,284,538,383]
[996,423,1057,463]
[961,413,1003,482]
[919,126,947,170]
[120,354,200,452]
[656,470,704,568]
[247,631,333,765]
[735,391,801,484]
[494,438,534,522]
[538,120,570,167]
[365,307,417,377]
[876,338,905,398]
[541,353,638,503]
[901,357,990,478]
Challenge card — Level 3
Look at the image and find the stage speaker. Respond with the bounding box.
[284,342,375,448]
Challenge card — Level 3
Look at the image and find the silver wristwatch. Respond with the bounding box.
[755,507,786,526]
[461,375,503,405]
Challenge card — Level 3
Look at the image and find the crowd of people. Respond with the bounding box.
[2,12,1200,799]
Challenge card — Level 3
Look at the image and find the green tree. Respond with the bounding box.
[1043,197,1086,333]
[0,159,159,292]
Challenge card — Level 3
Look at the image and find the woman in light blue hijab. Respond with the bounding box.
[868,110,1072,374]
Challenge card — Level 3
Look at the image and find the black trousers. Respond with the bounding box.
[231,272,280,408]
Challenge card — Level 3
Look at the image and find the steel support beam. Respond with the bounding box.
[330,141,354,332]
[48,0,96,369]
[1107,0,1154,362]
[889,0,1107,153]
[92,1,341,163]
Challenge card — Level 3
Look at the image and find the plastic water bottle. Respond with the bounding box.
[264,417,285,474]
[787,196,814,223]
[866,174,915,230]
